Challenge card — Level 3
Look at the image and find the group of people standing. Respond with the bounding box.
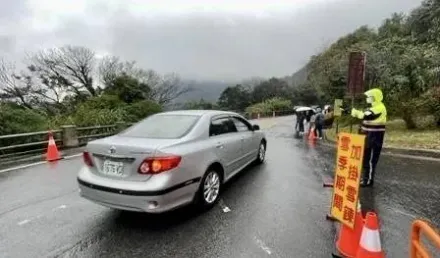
[294,106,333,139]
[293,87,387,188]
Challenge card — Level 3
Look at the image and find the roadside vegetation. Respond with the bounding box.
[0,50,182,135]
[326,118,440,150]
[217,0,440,150]
[0,47,295,136]
[1,0,439,151]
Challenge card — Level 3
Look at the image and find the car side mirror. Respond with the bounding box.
[252,124,260,131]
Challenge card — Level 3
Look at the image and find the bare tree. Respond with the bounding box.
[29,45,96,97]
[0,57,70,114]
[28,64,68,113]
[98,56,161,87]
[98,55,125,87]
[98,56,157,98]
[151,73,192,105]
[98,56,190,104]
[0,58,35,109]
[99,56,148,85]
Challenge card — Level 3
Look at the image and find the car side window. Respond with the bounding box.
[231,117,251,132]
[209,117,238,136]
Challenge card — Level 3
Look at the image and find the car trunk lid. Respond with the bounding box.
[86,135,181,182]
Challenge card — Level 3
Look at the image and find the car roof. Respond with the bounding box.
[157,109,240,117]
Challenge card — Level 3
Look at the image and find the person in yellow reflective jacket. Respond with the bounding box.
[351,88,387,187]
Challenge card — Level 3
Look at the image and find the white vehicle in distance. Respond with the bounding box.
[77,110,267,213]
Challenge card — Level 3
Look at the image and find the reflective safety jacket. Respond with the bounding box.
[351,88,387,132]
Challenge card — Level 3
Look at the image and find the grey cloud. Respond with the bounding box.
[0,0,29,22]
[0,0,30,56]
[0,36,16,53]
[106,0,422,80]
[0,0,423,81]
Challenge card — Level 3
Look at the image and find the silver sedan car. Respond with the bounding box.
[77,110,267,213]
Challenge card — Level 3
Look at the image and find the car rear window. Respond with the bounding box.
[120,114,200,139]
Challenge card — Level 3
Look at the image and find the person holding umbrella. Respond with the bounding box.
[294,107,312,136]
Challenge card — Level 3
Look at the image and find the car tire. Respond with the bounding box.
[195,169,222,210]
[255,141,266,164]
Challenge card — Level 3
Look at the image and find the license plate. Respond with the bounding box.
[102,160,124,176]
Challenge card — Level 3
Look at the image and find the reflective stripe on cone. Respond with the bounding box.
[356,212,385,258]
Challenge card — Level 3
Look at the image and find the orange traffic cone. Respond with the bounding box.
[46,131,61,162]
[308,126,316,140]
[335,201,364,258]
[356,212,385,258]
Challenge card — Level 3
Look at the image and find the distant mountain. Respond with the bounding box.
[170,73,310,110]
[175,79,233,103]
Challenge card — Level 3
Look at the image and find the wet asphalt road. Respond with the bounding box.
[0,116,439,258]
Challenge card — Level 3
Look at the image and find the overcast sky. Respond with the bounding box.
[0,0,423,81]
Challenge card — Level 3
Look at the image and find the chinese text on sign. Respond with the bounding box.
[330,133,366,229]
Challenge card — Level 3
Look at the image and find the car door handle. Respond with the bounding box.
[215,143,224,149]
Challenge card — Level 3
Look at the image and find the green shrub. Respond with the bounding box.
[123,100,163,122]
[72,105,127,127]
[0,103,48,134]
[245,97,292,114]
[81,94,127,110]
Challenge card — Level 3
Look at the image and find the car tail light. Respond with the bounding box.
[138,155,182,174]
[83,151,94,167]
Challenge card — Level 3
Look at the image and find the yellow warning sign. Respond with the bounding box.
[330,132,366,229]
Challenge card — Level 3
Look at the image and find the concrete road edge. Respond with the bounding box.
[323,137,440,161]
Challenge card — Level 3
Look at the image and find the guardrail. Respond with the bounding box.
[244,109,296,120]
[410,219,440,258]
[0,109,296,164]
[0,122,132,164]
[0,130,63,162]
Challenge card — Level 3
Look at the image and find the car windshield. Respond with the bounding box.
[120,114,200,139]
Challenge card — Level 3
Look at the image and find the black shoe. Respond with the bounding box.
[360,180,374,188]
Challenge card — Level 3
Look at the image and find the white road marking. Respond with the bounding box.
[17,219,31,226]
[382,152,440,162]
[17,215,43,226]
[0,161,47,174]
[222,206,231,213]
[254,236,272,255]
[0,153,82,174]
[218,199,231,213]
[17,204,69,226]
[53,205,67,211]
[388,207,417,219]
[64,153,83,159]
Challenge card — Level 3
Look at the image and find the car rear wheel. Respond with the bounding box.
[195,169,222,209]
[255,141,266,164]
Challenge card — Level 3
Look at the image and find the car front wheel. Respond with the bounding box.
[255,141,266,164]
[196,169,222,209]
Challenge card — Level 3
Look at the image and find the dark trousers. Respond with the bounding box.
[361,131,385,185]
[314,124,323,138]
[297,120,304,132]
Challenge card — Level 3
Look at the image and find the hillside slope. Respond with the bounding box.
[284,65,308,87]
